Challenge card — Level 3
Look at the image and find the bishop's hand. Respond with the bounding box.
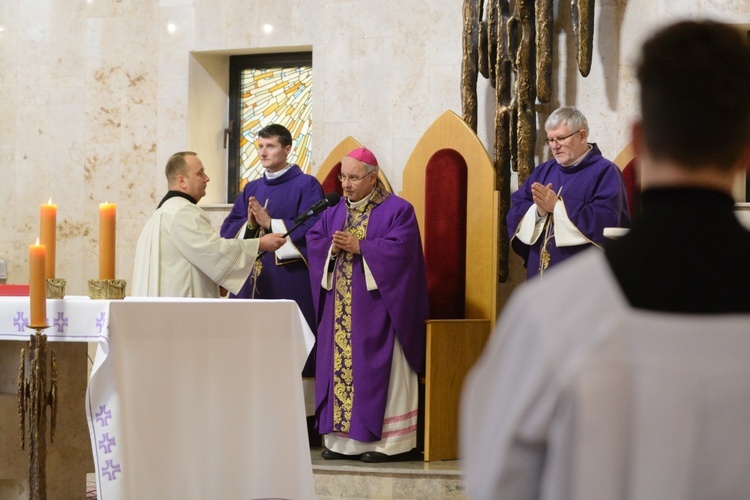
[332,230,361,255]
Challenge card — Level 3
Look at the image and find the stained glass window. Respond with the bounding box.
[228,53,313,201]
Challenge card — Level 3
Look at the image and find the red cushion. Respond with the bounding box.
[321,163,344,197]
[622,159,639,217]
[424,149,468,319]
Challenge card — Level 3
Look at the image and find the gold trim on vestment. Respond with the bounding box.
[331,184,389,431]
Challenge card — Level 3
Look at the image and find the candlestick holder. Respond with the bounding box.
[45,278,66,299]
[18,325,57,500]
[87,279,127,300]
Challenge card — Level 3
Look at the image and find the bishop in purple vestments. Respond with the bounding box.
[507,107,631,279]
[307,147,428,462]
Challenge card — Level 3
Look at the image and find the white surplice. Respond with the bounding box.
[132,196,260,297]
[461,250,750,500]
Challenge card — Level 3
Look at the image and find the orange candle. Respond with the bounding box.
[29,239,47,327]
[40,198,57,279]
[99,202,116,280]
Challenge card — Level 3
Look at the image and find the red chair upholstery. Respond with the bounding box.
[424,149,468,319]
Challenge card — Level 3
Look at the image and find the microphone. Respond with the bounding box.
[293,193,340,225]
[255,192,340,261]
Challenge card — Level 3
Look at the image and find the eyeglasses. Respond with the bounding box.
[544,130,582,146]
[338,172,374,183]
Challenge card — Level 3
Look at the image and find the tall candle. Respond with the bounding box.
[29,239,46,327]
[99,202,116,280]
[40,198,57,279]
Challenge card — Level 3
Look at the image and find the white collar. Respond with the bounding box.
[565,145,593,167]
[264,164,292,180]
[347,189,375,208]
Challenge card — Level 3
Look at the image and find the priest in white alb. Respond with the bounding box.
[132,151,286,297]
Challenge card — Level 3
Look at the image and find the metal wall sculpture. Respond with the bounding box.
[461,0,595,282]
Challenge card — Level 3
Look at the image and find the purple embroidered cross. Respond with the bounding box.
[101,459,121,481]
[52,312,68,333]
[96,312,106,333]
[98,433,116,453]
[95,405,112,426]
[13,312,28,332]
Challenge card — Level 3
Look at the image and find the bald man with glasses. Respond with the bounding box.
[507,106,631,279]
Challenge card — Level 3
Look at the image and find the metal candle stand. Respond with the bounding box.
[45,279,66,300]
[87,279,127,300]
[15,278,66,499]
[16,276,125,499]
[18,325,57,500]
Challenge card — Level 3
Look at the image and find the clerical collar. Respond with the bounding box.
[157,190,197,209]
[563,144,593,167]
[347,190,374,209]
[264,164,292,180]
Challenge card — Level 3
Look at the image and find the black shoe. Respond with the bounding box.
[360,449,421,463]
[321,448,360,460]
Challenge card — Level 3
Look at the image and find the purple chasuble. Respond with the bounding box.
[221,165,323,374]
[307,185,428,442]
[506,144,630,279]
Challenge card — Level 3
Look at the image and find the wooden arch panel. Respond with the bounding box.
[401,110,498,325]
[401,110,498,461]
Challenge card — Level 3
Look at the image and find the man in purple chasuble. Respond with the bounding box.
[307,147,428,463]
[506,106,631,280]
[221,124,323,377]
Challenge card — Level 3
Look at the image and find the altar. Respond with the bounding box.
[0,295,101,498]
[1,296,315,499]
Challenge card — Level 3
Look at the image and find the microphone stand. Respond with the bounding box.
[253,218,307,261]
[247,192,339,288]
[281,220,305,239]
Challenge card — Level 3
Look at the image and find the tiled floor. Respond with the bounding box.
[86,476,97,499]
[311,447,466,499]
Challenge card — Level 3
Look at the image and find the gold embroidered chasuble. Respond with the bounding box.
[331,185,389,432]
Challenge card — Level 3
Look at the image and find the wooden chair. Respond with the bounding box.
[613,141,639,218]
[614,141,748,205]
[401,110,499,461]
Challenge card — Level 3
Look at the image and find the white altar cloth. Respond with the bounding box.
[86,298,315,500]
[0,295,107,341]
[1,296,316,499]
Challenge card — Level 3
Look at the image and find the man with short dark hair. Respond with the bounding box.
[461,20,750,499]
[221,124,323,375]
[507,106,631,279]
[132,151,285,297]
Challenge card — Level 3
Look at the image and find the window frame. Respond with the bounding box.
[227,51,313,202]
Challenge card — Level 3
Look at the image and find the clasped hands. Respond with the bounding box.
[532,182,559,216]
[247,196,286,252]
[247,196,271,229]
[331,230,360,256]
